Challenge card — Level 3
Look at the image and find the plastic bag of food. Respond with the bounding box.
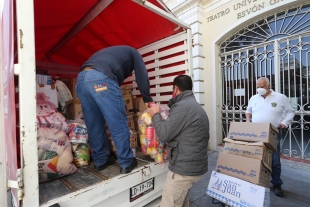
[37,127,78,182]
[72,143,90,167]
[67,122,88,143]
[138,105,169,164]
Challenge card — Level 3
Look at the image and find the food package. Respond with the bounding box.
[37,127,78,182]
[108,129,137,158]
[130,130,138,149]
[67,122,88,143]
[108,136,117,157]
[72,143,90,167]
[138,105,169,164]
[36,92,70,133]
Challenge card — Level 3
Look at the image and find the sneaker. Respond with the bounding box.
[93,156,116,171]
[120,157,138,174]
[273,185,284,197]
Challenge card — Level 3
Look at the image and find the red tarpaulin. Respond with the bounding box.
[34,0,184,71]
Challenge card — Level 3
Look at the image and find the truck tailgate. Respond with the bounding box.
[39,151,167,207]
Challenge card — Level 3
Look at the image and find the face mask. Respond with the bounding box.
[257,88,267,96]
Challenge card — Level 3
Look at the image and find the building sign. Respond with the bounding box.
[207,0,286,23]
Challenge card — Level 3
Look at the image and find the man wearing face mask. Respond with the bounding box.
[246,77,295,197]
[148,75,209,207]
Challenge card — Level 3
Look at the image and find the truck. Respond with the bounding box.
[0,0,193,206]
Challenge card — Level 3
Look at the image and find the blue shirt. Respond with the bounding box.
[81,45,153,102]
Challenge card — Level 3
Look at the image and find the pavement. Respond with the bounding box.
[189,150,310,207]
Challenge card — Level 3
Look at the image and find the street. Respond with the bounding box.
[189,150,310,207]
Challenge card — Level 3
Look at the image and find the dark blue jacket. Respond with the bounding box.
[81,45,153,102]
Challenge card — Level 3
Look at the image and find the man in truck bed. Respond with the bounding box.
[76,45,154,174]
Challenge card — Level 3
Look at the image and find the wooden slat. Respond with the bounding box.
[146,54,187,70]
[143,44,187,62]
[124,63,189,83]
[148,63,189,77]
[139,32,187,55]
[130,32,190,104]
[132,86,173,96]
[152,95,171,102]
[132,76,175,88]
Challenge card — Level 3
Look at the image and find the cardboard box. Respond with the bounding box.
[120,84,132,95]
[36,84,58,107]
[207,171,270,207]
[120,85,127,95]
[223,138,273,171]
[126,84,133,93]
[215,153,271,187]
[124,95,133,113]
[65,99,82,120]
[127,114,135,130]
[228,122,278,151]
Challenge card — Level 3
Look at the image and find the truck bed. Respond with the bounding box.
[39,151,156,206]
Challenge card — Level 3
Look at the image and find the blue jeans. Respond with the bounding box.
[76,69,133,168]
[271,129,283,186]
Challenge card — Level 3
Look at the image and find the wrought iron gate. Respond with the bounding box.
[220,3,310,160]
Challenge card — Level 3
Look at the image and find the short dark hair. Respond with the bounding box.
[173,75,193,91]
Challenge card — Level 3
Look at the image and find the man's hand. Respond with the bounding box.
[279,123,286,129]
[148,104,160,117]
[145,102,155,109]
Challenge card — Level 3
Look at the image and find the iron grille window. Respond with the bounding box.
[220,4,310,53]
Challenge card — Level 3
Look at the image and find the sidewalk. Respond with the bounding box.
[189,150,310,207]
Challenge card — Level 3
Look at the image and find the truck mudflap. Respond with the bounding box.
[39,153,168,207]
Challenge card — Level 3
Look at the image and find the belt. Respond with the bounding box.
[81,66,93,71]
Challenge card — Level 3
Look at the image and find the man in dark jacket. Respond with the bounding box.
[148,75,209,207]
[76,45,153,174]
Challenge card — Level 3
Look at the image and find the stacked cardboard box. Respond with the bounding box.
[122,84,139,150]
[215,122,278,188]
[65,99,82,120]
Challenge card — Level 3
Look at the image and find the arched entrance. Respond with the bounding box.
[220,3,310,159]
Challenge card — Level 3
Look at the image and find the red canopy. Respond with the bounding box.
[34,0,184,69]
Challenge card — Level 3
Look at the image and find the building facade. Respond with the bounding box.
[163,0,310,160]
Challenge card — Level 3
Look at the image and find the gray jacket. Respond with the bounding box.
[152,90,209,176]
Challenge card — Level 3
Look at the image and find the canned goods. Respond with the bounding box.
[146,127,155,139]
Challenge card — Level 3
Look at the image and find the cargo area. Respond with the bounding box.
[39,151,156,206]
[1,0,192,206]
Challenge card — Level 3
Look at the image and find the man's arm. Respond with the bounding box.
[246,113,251,122]
[132,49,153,103]
[151,107,189,143]
[281,95,295,127]
[245,98,252,122]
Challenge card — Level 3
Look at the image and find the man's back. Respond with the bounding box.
[81,45,137,85]
[81,45,152,102]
